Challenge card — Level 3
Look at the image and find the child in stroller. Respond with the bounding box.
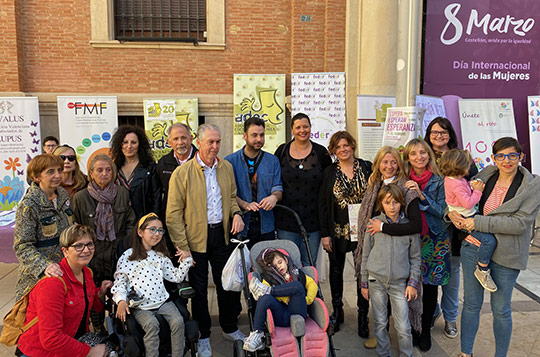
[111,213,193,357]
[244,247,318,352]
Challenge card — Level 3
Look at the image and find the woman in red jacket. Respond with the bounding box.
[18,225,112,357]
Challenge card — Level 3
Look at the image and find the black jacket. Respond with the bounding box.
[118,162,162,220]
[156,145,198,218]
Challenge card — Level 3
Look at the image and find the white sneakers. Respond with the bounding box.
[249,276,271,301]
[243,330,265,352]
[197,338,212,357]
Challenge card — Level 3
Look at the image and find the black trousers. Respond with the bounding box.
[328,250,366,310]
[189,223,242,339]
[421,283,439,333]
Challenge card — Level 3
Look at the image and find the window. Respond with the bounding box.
[114,0,206,43]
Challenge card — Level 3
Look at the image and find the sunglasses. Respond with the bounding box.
[60,155,77,162]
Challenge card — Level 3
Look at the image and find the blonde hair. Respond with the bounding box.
[439,149,471,177]
[368,146,406,187]
[403,139,441,177]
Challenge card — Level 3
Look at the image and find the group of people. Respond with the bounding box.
[11,115,540,357]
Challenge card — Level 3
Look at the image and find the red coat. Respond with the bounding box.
[18,257,104,357]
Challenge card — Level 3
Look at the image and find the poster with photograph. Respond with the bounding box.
[357,95,395,162]
[415,95,446,136]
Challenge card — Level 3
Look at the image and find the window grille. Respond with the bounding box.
[114,0,206,43]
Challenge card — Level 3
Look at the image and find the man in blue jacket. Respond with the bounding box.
[225,117,282,248]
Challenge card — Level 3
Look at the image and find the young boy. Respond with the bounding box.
[360,184,421,357]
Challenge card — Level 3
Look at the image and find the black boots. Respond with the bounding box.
[331,305,345,332]
[412,329,432,352]
[357,295,369,338]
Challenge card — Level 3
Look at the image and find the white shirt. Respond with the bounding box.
[196,152,223,224]
[111,249,193,310]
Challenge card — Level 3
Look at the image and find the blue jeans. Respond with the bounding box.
[460,242,520,356]
[434,255,461,322]
[470,230,497,265]
[253,281,307,331]
[370,279,413,357]
[277,229,321,267]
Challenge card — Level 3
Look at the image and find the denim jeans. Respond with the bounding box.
[460,242,520,356]
[370,279,413,357]
[470,230,497,265]
[253,281,307,331]
[277,229,321,267]
[434,255,461,322]
[132,301,185,357]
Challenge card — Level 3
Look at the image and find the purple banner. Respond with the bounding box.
[423,0,540,166]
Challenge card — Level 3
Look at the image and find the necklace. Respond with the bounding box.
[298,158,305,170]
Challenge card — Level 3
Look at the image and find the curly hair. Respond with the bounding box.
[110,125,154,168]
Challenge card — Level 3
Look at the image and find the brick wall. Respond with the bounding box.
[2,0,346,95]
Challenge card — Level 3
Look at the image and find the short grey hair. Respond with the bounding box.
[167,123,192,136]
[197,123,221,140]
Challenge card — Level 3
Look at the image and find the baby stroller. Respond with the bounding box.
[232,238,334,357]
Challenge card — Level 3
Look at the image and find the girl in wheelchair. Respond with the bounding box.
[245,248,318,352]
[111,213,193,357]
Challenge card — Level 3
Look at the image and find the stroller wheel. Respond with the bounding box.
[233,339,246,357]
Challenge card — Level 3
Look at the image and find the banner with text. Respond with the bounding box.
[423,0,540,167]
[382,107,425,154]
[415,95,446,136]
[233,74,286,153]
[527,96,540,175]
[459,99,517,170]
[357,95,395,162]
[291,72,346,148]
[143,98,199,161]
[58,96,118,174]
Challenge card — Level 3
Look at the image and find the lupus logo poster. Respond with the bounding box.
[459,99,517,170]
[291,72,346,148]
[58,96,118,174]
[143,98,198,161]
[233,74,286,153]
[423,0,540,166]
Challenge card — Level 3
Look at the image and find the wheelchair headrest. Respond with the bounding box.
[250,240,302,274]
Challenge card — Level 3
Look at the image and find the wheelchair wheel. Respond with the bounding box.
[233,339,246,357]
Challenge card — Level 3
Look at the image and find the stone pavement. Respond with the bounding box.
[1,236,540,356]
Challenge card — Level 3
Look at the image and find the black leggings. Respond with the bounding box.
[421,284,439,333]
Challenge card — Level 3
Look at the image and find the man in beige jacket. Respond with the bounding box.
[167,123,245,357]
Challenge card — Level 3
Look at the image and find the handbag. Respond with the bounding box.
[0,276,66,346]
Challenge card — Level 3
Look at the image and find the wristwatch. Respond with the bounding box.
[233,211,244,217]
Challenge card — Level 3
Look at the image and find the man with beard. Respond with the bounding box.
[156,123,198,218]
[225,117,282,248]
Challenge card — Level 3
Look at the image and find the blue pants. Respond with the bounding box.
[253,281,307,331]
[460,242,519,356]
[470,230,497,266]
[277,229,320,267]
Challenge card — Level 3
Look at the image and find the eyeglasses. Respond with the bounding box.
[70,242,95,252]
[430,130,449,137]
[59,155,77,162]
[146,227,166,235]
[493,152,520,161]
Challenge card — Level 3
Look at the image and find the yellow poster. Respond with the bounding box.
[233,74,286,152]
[144,98,198,161]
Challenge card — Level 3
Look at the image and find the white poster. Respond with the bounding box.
[57,97,118,174]
[415,95,446,136]
[527,96,540,175]
[459,99,517,170]
[291,72,346,148]
[382,107,425,153]
[357,95,395,162]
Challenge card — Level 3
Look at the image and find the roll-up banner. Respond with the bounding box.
[143,98,199,161]
[57,96,118,174]
[291,72,346,148]
[357,95,395,162]
[233,74,286,153]
[527,96,540,175]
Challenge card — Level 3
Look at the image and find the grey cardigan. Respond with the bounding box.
[474,165,540,270]
[360,213,421,287]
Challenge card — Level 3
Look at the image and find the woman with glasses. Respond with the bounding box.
[424,117,478,339]
[449,137,540,357]
[18,225,113,357]
[53,145,88,198]
[13,154,75,301]
[72,154,136,331]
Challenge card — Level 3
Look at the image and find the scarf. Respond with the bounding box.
[409,168,433,237]
[88,181,117,241]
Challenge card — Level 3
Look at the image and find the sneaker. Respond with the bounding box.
[222,329,247,342]
[197,337,212,357]
[474,266,498,292]
[364,336,377,349]
[444,320,458,339]
[243,331,265,352]
[431,310,441,329]
[249,276,271,301]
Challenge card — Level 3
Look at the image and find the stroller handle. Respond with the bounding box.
[274,204,314,267]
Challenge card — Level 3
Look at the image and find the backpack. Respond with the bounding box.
[0,276,67,346]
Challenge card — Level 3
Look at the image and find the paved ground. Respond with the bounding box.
[1,235,540,356]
